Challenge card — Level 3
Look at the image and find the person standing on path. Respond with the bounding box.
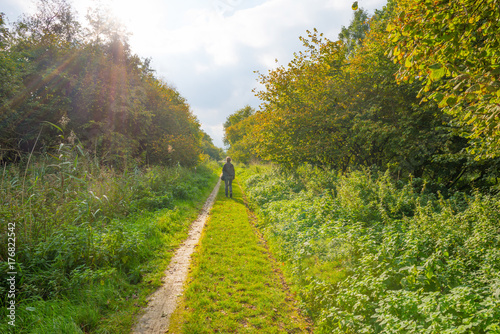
[222,157,235,198]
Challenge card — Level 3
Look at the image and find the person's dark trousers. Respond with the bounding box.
[225,178,233,197]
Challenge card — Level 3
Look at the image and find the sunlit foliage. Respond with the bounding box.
[223,105,258,164]
[0,0,207,167]
[250,8,452,174]
[240,165,500,333]
[224,2,500,189]
[388,0,500,159]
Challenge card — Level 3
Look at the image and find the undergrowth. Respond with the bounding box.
[0,143,219,333]
[239,164,500,333]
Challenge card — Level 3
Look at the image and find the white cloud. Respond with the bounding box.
[2,0,35,22]
[200,121,225,145]
[257,53,279,69]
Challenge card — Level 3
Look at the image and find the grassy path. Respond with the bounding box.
[133,180,221,333]
[168,179,312,333]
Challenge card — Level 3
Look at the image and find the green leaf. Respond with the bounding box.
[386,23,396,32]
[428,63,443,70]
[445,96,457,107]
[405,57,413,68]
[433,92,445,102]
[393,46,400,56]
[426,268,434,280]
[42,121,63,133]
[429,65,446,81]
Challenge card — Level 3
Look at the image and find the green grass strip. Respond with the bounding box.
[169,180,311,333]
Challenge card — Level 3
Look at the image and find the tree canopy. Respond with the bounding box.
[224,1,500,190]
[0,0,218,167]
[387,0,500,159]
[223,105,257,164]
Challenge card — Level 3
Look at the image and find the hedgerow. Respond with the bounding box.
[240,164,500,333]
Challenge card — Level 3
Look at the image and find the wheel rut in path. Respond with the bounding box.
[132,179,221,334]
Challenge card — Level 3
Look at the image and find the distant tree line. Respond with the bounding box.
[224,0,500,191]
[0,0,222,167]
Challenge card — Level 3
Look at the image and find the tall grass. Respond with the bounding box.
[239,164,500,333]
[0,143,219,333]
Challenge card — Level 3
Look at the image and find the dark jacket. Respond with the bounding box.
[222,162,235,180]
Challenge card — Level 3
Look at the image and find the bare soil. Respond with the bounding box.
[132,179,221,334]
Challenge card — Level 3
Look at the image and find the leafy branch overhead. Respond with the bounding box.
[225,0,500,190]
[387,0,500,159]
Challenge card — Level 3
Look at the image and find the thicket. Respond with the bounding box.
[224,1,500,189]
[223,105,258,164]
[0,140,219,333]
[0,0,222,166]
[388,0,500,159]
[240,165,500,333]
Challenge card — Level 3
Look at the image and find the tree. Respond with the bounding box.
[340,4,458,179]
[387,0,500,159]
[13,0,81,47]
[0,0,209,168]
[339,8,370,57]
[223,105,258,164]
[0,0,81,157]
[252,3,483,187]
[200,130,223,161]
[0,13,25,160]
[254,29,352,169]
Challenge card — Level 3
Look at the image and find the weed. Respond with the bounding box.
[0,147,219,333]
[239,164,500,333]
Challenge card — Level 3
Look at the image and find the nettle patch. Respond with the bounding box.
[240,165,500,333]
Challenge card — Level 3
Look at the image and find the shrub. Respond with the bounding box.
[0,147,219,333]
[240,164,500,333]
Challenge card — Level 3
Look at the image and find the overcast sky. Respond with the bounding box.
[3,0,387,148]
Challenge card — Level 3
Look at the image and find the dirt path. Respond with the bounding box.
[132,179,221,334]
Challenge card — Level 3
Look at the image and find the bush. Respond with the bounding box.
[0,147,219,333]
[240,164,500,333]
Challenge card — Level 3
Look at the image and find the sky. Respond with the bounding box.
[2,0,387,148]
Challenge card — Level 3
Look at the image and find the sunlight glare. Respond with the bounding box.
[104,0,165,38]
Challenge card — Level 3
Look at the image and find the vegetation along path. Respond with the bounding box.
[167,179,312,333]
[133,179,222,333]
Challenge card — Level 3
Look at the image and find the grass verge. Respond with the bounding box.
[168,179,311,333]
[0,158,219,333]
